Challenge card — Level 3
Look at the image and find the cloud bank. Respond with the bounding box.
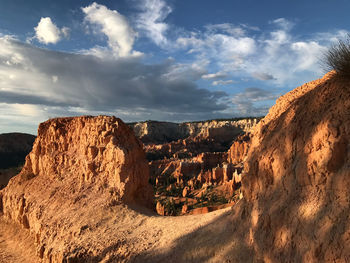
[0,36,228,133]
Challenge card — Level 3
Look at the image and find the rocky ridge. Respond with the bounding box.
[240,71,350,261]
[129,118,258,145]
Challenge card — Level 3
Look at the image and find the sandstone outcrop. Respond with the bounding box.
[227,133,251,164]
[240,71,350,261]
[0,116,153,261]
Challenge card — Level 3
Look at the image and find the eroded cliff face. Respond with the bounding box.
[0,116,153,262]
[227,133,251,164]
[240,71,350,262]
[129,118,258,145]
[130,118,259,216]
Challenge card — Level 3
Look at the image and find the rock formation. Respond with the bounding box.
[239,71,350,261]
[150,150,246,215]
[0,116,153,261]
[227,133,251,164]
[1,72,347,262]
[129,118,259,145]
[134,118,258,216]
[139,72,350,262]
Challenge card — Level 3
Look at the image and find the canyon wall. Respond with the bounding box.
[129,118,259,145]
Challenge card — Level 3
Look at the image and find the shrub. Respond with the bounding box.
[323,34,350,79]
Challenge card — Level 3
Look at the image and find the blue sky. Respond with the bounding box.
[0,0,348,134]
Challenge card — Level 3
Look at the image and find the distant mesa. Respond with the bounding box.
[129,117,260,145]
[0,133,36,169]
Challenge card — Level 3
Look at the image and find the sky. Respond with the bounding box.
[0,0,349,134]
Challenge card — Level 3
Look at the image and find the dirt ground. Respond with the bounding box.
[0,205,237,263]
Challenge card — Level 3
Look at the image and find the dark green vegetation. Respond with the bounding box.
[323,34,350,79]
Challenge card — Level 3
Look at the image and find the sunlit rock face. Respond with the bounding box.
[227,133,251,164]
[0,116,153,261]
[130,119,258,145]
[242,71,350,261]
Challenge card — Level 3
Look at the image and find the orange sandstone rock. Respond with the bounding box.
[241,71,350,261]
[0,116,153,261]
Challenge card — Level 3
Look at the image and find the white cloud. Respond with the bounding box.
[176,33,256,74]
[202,72,228,80]
[61,27,70,38]
[290,41,326,71]
[82,2,141,58]
[34,17,68,44]
[136,0,172,46]
[271,18,294,31]
[231,87,278,116]
[205,23,246,37]
[52,75,58,83]
[171,18,348,87]
[212,80,233,86]
[251,72,275,81]
[176,34,204,48]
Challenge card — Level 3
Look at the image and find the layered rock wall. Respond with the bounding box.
[130,118,259,145]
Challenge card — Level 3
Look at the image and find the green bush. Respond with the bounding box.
[324,34,350,79]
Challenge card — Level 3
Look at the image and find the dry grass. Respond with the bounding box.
[323,34,350,79]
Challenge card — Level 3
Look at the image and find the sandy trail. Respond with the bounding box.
[0,206,233,262]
